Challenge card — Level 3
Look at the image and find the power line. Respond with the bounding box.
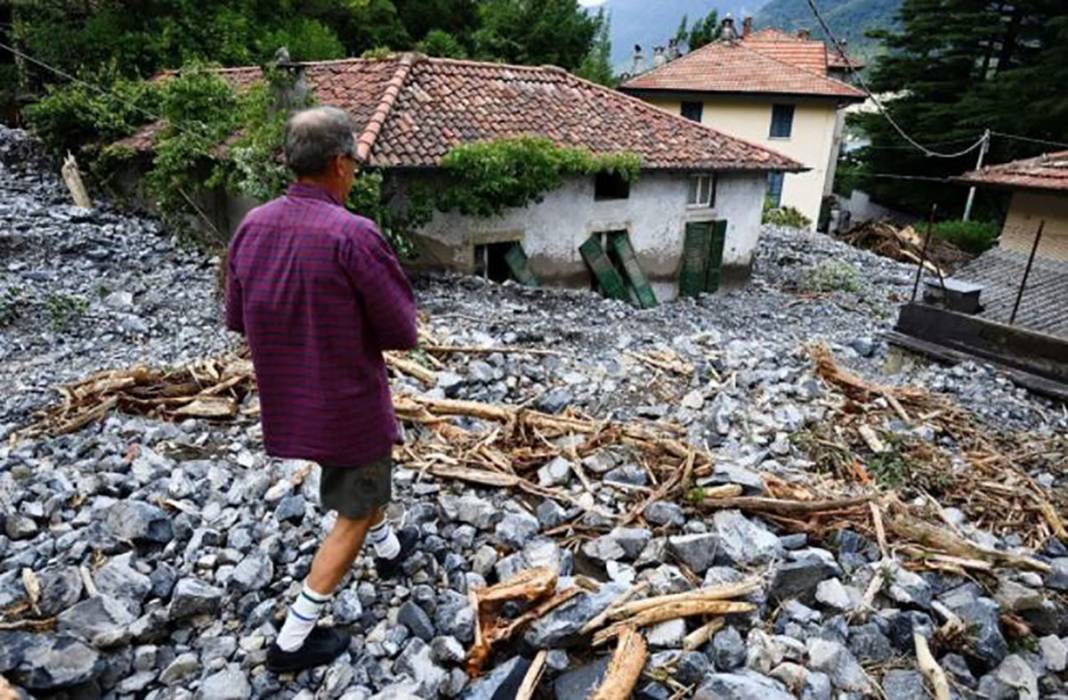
[803,0,987,160]
[991,131,1068,151]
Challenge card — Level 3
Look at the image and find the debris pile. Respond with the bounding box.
[2,125,1068,700]
[837,220,972,275]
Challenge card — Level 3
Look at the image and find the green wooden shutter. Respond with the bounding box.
[704,220,727,293]
[503,243,539,287]
[679,222,712,298]
[608,233,658,309]
[579,237,629,302]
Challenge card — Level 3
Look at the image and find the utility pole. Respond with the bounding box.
[963,129,990,222]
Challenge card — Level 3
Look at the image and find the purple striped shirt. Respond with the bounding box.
[226,182,417,465]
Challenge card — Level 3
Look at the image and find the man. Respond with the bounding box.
[226,105,419,673]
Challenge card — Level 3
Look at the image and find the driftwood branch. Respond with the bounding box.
[589,627,647,700]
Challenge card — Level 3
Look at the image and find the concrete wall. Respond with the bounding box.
[645,95,842,227]
[411,171,767,300]
[1001,191,1068,262]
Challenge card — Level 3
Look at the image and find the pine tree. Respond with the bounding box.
[576,9,615,86]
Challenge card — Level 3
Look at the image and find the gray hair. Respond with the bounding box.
[284,106,356,177]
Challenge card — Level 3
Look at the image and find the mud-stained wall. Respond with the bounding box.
[411,171,767,300]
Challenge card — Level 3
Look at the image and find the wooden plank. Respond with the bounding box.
[503,243,539,287]
[679,222,712,298]
[608,233,658,309]
[580,237,629,302]
[704,219,727,293]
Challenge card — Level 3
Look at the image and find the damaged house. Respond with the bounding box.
[116,53,801,302]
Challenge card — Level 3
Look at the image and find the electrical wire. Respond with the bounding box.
[991,131,1068,151]
[803,0,988,160]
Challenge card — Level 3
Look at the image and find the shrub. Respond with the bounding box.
[801,260,860,293]
[44,292,88,331]
[931,220,999,254]
[763,199,812,229]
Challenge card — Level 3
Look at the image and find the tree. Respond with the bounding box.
[575,9,615,86]
[687,8,720,50]
[856,0,1068,216]
[472,0,600,70]
[417,29,467,58]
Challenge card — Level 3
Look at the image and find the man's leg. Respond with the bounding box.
[275,507,383,653]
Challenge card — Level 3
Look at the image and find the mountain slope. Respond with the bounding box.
[754,0,900,63]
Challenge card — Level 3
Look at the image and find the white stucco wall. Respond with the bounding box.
[411,171,767,300]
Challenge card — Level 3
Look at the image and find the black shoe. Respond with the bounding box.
[375,527,419,580]
[267,627,349,673]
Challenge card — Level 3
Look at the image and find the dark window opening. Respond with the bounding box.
[594,172,630,200]
[680,101,703,122]
[474,242,516,283]
[766,172,785,207]
[770,104,795,138]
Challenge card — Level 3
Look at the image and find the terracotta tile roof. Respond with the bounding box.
[746,28,864,72]
[620,34,865,100]
[955,151,1068,194]
[113,55,803,173]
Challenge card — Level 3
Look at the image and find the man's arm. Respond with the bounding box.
[224,246,245,335]
[344,225,418,351]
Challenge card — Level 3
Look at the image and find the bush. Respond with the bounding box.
[931,220,999,254]
[763,200,812,229]
[801,260,861,293]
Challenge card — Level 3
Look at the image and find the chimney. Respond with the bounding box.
[668,37,681,60]
[631,44,645,74]
[720,15,737,41]
[652,46,666,67]
[270,46,309,114]
[742,17,753,38]
[797,29,811,40]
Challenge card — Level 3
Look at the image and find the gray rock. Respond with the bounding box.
[537,388,573,414]
[553,656,610,700]
[2,633,103,691]
[694,672,794,700]
[525,582,627,648]
[948,597,1008,667]
[538,457,572,487]
[769,559,836,604]
[712,510,783,565]
[994,577,1044,612]
[644,501,685,527]
[436,593,475,643]
[229,549,273,592]
[460,655,531,700]
[1046,558,1068,591]
[582,535,625,562]
[160,651,200,685]
[646,618,686,648]
[880,670,927,699]
[57,594,135,646]
[274,494,306,523]
[95,558,152,614]
[769,662,807,695]
[847,623,893,664]
[4,514,37,540]
[647,650,709,686]
[979,654,1039,700]
[394,638,447,698]
[334,589,363,625]
[116,670,156,694]
[494,511,540,549]
[667,533,719,574]
[197,665,252,699]
[806,638,870,693]
[713,626,747,671]
[886,563,932,609]
[604,464,647,487]
[169,578,224,620]
[801,671,832,700]
[431,636,466,664]
[536,500,569,529]
[609,528,652,560]
[104,500,174,543]
[702,463,766,495]
[398,600,436,642]
[814,578,852,611]
[440,495,498,529]
[35,565,84,617]
[1040,635,1068,673]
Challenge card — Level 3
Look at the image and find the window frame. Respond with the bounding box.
[766,171,785,208]
[680,100,703,123]
[687,174,716,208]
[769,104,795,139]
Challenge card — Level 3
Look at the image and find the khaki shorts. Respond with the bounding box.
[319,455,393,519]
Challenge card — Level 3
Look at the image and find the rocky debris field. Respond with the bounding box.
[2,124,1067,700]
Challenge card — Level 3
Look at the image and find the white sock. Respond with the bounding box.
[368,520,400,559]
[276,582,330,652]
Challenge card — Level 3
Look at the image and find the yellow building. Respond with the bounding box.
[621,26,866,227]
[957,150,1068,262]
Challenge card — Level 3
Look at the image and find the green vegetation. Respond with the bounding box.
[855,2,1068,217]
[575,9,615,87]
[931,220,1000,255]
[801,260,860,293]
[435,136,641,218]
[674,9,721,51]
[763,200,813,229]
[754,0,900,66]
[44,293,88,331]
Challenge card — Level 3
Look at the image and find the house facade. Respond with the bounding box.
[956,150,1068,262]
[620,24,866,227]
[117,54,801,300]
